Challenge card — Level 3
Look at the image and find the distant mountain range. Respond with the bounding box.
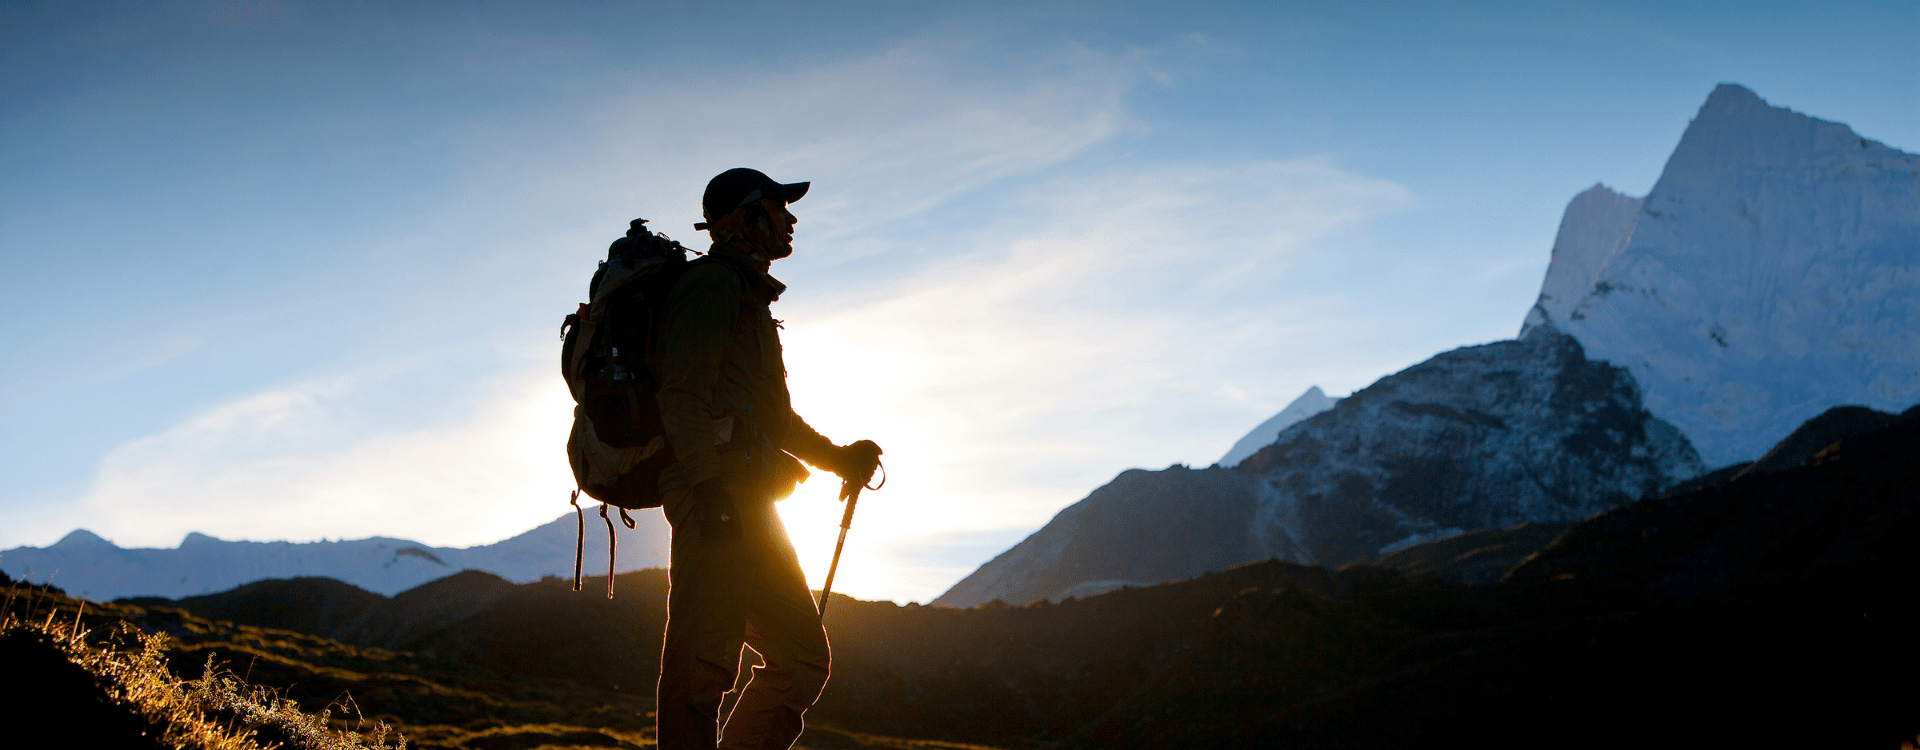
[936,84,1918,607]
[0,509,669,601]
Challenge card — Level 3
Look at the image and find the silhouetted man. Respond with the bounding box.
[654,168,881,750]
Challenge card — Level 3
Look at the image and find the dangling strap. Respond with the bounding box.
[599,503,618,599]
[570,490,585,592]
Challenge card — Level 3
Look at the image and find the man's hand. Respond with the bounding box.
[830,440,883,494]
[691,478,741,541]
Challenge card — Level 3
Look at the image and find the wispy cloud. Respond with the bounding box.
[71,358,574,548]
[509,32,1159,264]
[95,334,207,383]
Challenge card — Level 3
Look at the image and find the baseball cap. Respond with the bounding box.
[694,168,809,230]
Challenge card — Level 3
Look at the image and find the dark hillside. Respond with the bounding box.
[400,570,670,691]
[1359,521,1572,586]
[168,576,383,636]
[7,580,995,749]
[822,403,1920,748]
[337,569,517,649]
[1733,404,1899,478]
[816,561,1368,743]
[1508,404,1920,610]
[4,582,658,749]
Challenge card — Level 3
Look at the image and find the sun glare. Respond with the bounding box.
[775,318,959,603]
[774,471,861,594]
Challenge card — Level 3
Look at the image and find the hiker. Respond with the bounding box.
[654,168,883,750]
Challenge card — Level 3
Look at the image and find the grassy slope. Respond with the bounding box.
[2,575,1004,750]
[0,584,406,750]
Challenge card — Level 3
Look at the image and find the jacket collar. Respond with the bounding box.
[707,242,787,302]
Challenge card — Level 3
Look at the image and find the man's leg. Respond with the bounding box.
[717,501,832,750]
[657,489,753,750]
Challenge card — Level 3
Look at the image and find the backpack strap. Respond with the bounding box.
[569,490,585,592]
[598,504,617,599]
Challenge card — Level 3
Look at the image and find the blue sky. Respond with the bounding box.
[3,0,1915,603]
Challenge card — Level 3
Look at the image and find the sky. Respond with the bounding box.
[2,0,1915,604]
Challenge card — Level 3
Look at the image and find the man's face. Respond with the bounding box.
[759,197,797,259]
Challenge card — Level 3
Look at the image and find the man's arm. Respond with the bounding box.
[780,413,836,468]
[783,411,883,487]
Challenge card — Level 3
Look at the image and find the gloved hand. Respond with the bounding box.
[691,478,741,541]
[828,440,883,489]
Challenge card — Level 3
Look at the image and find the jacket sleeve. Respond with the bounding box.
[780,411,837,470]
[656,264,739,488]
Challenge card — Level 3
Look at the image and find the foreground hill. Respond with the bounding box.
[10,572,989,750]
[109,403,1919,748]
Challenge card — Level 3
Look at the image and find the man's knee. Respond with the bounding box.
[770,637,831,709]
[792,652,831,704]
[661,649,744,705]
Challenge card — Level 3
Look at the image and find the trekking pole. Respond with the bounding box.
[817,447,883,621]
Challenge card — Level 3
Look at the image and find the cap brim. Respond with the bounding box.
[767,180,808,204]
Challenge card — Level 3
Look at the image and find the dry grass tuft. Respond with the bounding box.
[2,584,407,750]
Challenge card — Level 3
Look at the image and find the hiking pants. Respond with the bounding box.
[657,482,831,750]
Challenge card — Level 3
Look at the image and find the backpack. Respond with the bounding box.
[559,219,710,596]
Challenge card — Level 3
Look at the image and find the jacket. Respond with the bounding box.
[655,242,835,497]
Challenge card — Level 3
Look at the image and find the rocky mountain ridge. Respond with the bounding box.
[936,327,1701,606]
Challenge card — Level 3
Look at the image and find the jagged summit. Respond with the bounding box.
[1553,83,1919,466]
[1519,183,1643,339]
[1217,386,1341,467]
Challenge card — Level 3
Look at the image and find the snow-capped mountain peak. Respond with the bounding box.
[1556,83,1919,466]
